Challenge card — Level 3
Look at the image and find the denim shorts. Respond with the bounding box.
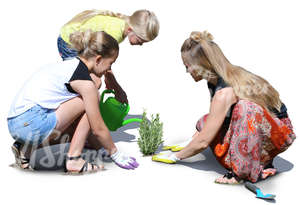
[7,105,57,146]
[57,36,78,61]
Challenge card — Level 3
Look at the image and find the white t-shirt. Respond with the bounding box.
[8,58,91,118]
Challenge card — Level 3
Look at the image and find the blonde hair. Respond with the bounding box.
[69,30,119,59]
[181,30,282,114]
[65,9,159,42]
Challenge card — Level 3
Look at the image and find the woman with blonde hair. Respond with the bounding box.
[152,31,296,184]
[8,30,139,173]
[58,9,160,104]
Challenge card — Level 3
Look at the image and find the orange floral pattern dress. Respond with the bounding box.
[196,99,296,182]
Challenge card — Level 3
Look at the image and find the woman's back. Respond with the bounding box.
[60,15,126,44]
[8,58,81,118]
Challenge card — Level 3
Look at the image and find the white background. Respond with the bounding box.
[0,0,299,204]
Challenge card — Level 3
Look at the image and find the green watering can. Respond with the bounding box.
[99,89,142,131]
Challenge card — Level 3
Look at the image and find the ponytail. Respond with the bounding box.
[69,30,119,59]
[128,10,159,41]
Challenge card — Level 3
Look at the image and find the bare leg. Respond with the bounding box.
[21,74,104,171]
[86,135,103,150]
[18,96,86,167]
[44,74,102,152]
[55,75,106,171]
[65,113,104,171]
[67,113,90,157]
[34,97,86,150]
[55,97,85,132]
[41,114,101,150]
[21,96,98,171]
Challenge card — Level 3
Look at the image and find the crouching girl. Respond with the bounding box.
[7,30,139,173]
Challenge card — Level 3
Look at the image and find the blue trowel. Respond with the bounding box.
[245,182,276,200]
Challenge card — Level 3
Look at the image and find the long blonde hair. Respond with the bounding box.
[69,30,119,59]
[64,9,159,42]
[181,31,282,114]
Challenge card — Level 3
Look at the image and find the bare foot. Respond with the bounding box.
[66,158,104,173]
[215,172,241,184]
[261,168,277,179]
[215,176,240,184]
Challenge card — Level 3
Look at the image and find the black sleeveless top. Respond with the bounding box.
[65,58,93,94]
[207,77,288,125]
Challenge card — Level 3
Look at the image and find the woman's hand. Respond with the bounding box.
[175,87,238,160]
[152,152,180,164]
[162,138,193,152]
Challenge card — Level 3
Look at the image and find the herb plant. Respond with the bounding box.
[138,111,163,156]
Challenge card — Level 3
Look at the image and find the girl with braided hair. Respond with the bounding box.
[57,9,159,104]
[8,30,139,173]
[153,30,296,184]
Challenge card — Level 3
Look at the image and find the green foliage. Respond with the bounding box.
[138,111,163,156]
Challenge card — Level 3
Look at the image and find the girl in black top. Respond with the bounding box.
[9,30,139,173]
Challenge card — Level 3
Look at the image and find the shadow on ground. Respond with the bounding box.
[22,114,294,176]
[178,149,227,175]
[109,114,142,143]
[174,148,293,176]
[27,114,143,171]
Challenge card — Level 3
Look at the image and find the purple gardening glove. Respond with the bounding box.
[110,150,139,170]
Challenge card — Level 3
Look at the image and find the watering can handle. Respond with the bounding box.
[100,89,115,104]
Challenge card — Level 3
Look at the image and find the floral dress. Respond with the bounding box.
[196,78,296,182]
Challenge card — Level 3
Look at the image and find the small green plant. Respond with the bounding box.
[138,110,163,156]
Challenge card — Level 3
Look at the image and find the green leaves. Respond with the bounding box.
[138,111,164,156]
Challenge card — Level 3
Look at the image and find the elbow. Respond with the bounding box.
[199,141,209,150]
[192,139,209,151]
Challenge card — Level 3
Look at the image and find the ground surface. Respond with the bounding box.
[1,1,299,204]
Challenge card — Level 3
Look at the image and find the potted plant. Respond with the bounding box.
[138,111,163,156]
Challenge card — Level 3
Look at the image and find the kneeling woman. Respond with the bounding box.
[153,31,296,183]
[7,30,138,173]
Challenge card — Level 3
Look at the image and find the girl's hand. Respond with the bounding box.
[110,150,139,170]
[104,70,128,104]
[104,74,114,90]
[115,89,128,104]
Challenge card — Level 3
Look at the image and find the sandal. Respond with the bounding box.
[215,171,243,184]
[11,141,32,170]
[64,155,103,175]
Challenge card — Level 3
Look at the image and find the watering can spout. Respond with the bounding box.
[122,118,143,126]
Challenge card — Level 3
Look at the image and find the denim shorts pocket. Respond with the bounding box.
[7,105,57,145]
